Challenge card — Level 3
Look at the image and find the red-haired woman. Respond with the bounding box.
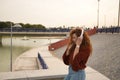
[63,28,92,80]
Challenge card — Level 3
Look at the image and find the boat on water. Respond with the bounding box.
[22,36,29,40]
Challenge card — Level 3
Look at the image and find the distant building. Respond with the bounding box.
[13,24,22,28]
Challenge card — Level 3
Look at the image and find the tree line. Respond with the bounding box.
[0,21,46,29]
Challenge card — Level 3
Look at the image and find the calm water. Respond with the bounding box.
[0,36,63,72]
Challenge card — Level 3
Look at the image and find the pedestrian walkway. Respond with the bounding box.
[88,33,120,80]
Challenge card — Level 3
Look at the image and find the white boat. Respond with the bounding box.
[22,36,29,40]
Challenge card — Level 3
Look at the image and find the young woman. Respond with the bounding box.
[63,28,92,80]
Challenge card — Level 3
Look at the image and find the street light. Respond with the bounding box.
[97,0,100,28]
[10,23,12,71]
[118,0,120,27]
[10,23,22,71]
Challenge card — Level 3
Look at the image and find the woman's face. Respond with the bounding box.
[72,33,78,43]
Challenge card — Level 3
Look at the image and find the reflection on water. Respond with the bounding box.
[0,36,63,72]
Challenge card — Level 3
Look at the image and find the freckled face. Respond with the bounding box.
[72,33,78,43]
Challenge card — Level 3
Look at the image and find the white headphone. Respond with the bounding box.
[80,29,84,39]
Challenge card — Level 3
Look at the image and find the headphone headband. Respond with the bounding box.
[80,29,84,38]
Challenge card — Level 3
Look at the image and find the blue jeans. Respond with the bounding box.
[64,65,86,80]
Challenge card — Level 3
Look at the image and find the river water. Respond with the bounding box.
[0,35,63,72]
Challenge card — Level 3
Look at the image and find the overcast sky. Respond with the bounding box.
[0,0,119,28]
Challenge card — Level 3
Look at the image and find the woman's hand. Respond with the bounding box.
[76,37,83,46]
[73,37,83,59]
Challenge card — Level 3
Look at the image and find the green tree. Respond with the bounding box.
[0,21,46,29]
[0,21,14,28]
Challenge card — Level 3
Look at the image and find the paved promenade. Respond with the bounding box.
[88,33,120,80]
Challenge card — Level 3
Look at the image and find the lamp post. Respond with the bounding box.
[10,23,22,71]
[97,0,100,28]
[104,14,106,27]
[118,0,120,27]
[10,23,13,71]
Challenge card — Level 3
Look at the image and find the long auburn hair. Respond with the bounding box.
[67,28,92,54]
